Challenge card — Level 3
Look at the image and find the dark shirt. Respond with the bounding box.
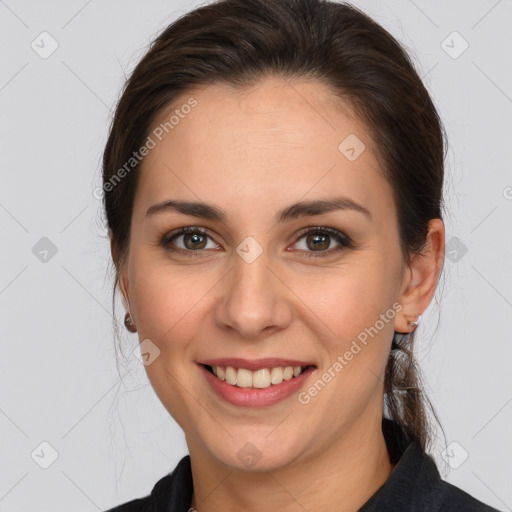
[104,418,501,511]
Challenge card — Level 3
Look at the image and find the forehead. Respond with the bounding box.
[135,77,393,224]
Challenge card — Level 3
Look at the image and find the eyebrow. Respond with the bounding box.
[145,196,372,223]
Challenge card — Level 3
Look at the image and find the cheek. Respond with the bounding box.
[295,268,395,397]
[127,257,216,428]
[297,264,394,342]
[129,252,215,341]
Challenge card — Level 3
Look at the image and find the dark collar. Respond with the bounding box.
[358,418,445,511]
[149,419,465,512]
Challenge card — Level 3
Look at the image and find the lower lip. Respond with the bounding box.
[199,364,316,407]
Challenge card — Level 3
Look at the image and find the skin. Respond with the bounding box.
[113,76,445,511]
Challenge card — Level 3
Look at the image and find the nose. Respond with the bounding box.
[214,247,293,340]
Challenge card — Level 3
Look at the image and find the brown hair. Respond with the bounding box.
[102,0,447,453]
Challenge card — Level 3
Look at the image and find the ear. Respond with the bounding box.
[394,218,445,333]
[110,230,130,312]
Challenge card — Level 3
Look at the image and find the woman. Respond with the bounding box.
[102,0,500,510]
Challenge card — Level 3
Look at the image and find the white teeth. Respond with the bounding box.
[253,369,271,388]
[270,367,284,385]
[210,365,308,389]
[225,366,237,385]
[236,368,253,388]
[283,367,294,380]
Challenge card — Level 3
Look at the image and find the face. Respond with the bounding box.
[119,76,410,471]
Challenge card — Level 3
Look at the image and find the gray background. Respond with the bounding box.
[1,0,511,510]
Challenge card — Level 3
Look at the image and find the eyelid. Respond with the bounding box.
[160,225,354,256]
[293,226,351,245]
[290,226,354,256]
[161,226,217,250]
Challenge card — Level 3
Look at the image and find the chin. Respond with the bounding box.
[205,431,306,472]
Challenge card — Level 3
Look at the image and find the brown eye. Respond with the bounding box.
[292,227,353,257]
[182,232,208,250]
[161,227,218,256]
[305,232,330,251]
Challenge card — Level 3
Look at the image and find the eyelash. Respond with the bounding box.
[160,226,354,258]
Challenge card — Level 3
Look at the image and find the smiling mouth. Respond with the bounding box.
[202,364,315,389]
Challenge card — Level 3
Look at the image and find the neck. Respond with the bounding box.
[188,415,395,512]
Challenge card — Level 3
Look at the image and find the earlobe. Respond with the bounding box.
[118,271,137,333]
[394,218,445,334]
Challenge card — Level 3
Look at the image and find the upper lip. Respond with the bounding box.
[198,358,316,371]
